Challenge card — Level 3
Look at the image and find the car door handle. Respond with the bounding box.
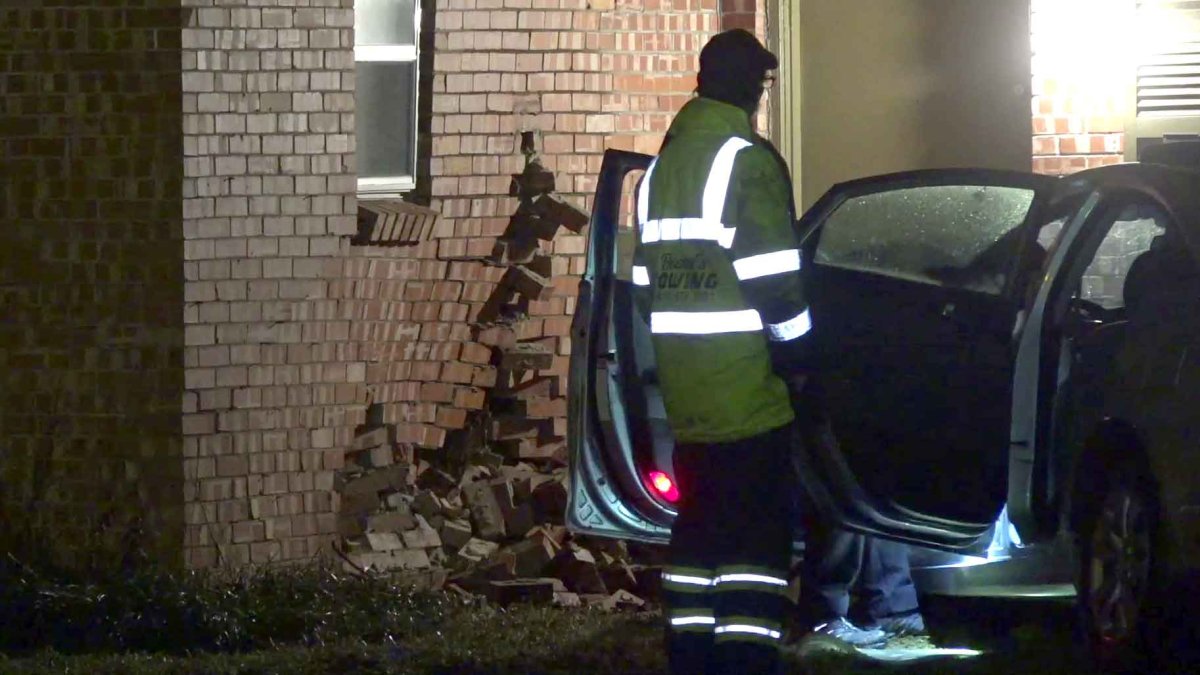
[941,302,956,317]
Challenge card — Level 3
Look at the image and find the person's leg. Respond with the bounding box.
[860,537,925,637]
[800,525,862,624]
[790,407,888,647]
[663,443,719,675]
[709,425,794,675]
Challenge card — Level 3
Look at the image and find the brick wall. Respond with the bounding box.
[333,0,724,480]
[0,2,186,569]
[1029,0,1126,175]
[180,0,361,568]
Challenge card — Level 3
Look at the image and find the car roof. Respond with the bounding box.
[1064,161,1200,250]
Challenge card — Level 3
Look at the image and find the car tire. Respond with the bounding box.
[1075,467,1162,674]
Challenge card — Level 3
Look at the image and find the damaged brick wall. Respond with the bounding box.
[352,0,722,445]
[0,2,187,570]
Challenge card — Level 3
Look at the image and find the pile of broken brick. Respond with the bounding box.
[334,424,661,611]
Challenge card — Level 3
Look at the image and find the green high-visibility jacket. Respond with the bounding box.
[632,97,811,444]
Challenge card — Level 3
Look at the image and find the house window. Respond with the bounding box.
[355,0,420,194]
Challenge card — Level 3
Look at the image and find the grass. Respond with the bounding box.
[0,559,1178,674]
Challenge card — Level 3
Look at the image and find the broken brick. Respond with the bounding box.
[365,531,404,552]
[439,518,474,551]
[487,578,563,605]
[499,342,555,372]
[529,194,589,233]
[339,464,412,496]
[351,426,391,451]
[500,264,552,300]
[366,509,417,533]
[549,547,608,595]
[462,481,507,541]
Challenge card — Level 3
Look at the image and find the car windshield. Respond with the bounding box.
[815,184,1037,294]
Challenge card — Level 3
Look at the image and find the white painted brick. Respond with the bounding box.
[262,135,294,155]
[279,237,310,257]
[279,113,309,133]
[245,113,276,134]
[294,51,323,69]
[263,258,294,279]
[325,134,351,153]
[231,259,263,279]
[261,51,293,70]
[248,238,280,257]
[215,114,246,134]
[197,93,230,113]
[324,92,353,111]
[323,50,353,70]
[216,73,244,92]
[214,238,249,259]
[279,72,310,91]
[250,196,281,215]
[248,156,280,174]
[215,156,248,176]
[325,9,354,27]
[195,8,229,27]
[310,29,340,49]
[309,236,341,256]
[280,156,308,174]
[262,9,292,28]
[293,92,323,112]
[246,72,278,92]
[293,257,326,278]
[183,71,215,92]
[230,217,264,237]
[230,176,263,196]
[228,136,261,154]
[183,28,215,49]
[310,72,339,91]
[295,217,327,235]
[278,29,307,48]
[246,29,278,49]
[295,135,326,154]
[230,8,262,28]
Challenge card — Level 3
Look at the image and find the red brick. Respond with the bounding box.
[461,342,494,364]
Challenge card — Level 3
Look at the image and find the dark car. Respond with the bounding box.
[567,149,1200,668]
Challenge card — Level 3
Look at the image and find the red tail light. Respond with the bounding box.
[647,470,680,503]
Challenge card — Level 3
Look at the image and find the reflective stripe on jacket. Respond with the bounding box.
[632,97,810,444]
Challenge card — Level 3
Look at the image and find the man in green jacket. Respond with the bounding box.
[632,28,812,675]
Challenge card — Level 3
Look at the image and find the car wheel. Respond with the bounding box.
[1076,471,1160,673]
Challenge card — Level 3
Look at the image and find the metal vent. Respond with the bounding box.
[1138,1,1200,117]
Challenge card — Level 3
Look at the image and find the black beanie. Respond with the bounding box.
[697,29,779,110]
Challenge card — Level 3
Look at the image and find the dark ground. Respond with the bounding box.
[0,595,1112,674]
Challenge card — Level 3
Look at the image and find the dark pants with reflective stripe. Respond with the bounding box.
[802,527,919,625]
[664,424,794,675]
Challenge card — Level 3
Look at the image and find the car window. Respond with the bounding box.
[1077,203,1167,310]
[814,184,1037,294]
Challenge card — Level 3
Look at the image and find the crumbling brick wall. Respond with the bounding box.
[0,2,187,570]
[359,1,722,438]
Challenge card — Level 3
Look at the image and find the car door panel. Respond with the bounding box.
[800,170,1058,549]
[567,149,674,544]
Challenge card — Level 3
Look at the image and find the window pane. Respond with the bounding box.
[356,61,416,181]
[1080,204,1167,310]
[356,0,416,46]
[815,185,1036,294]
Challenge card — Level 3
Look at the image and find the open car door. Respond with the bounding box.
[796,169,1059,551]
[567,149,676,544]
[567,153,1061,554]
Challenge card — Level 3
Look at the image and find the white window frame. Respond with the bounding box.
[355,1,421,195]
